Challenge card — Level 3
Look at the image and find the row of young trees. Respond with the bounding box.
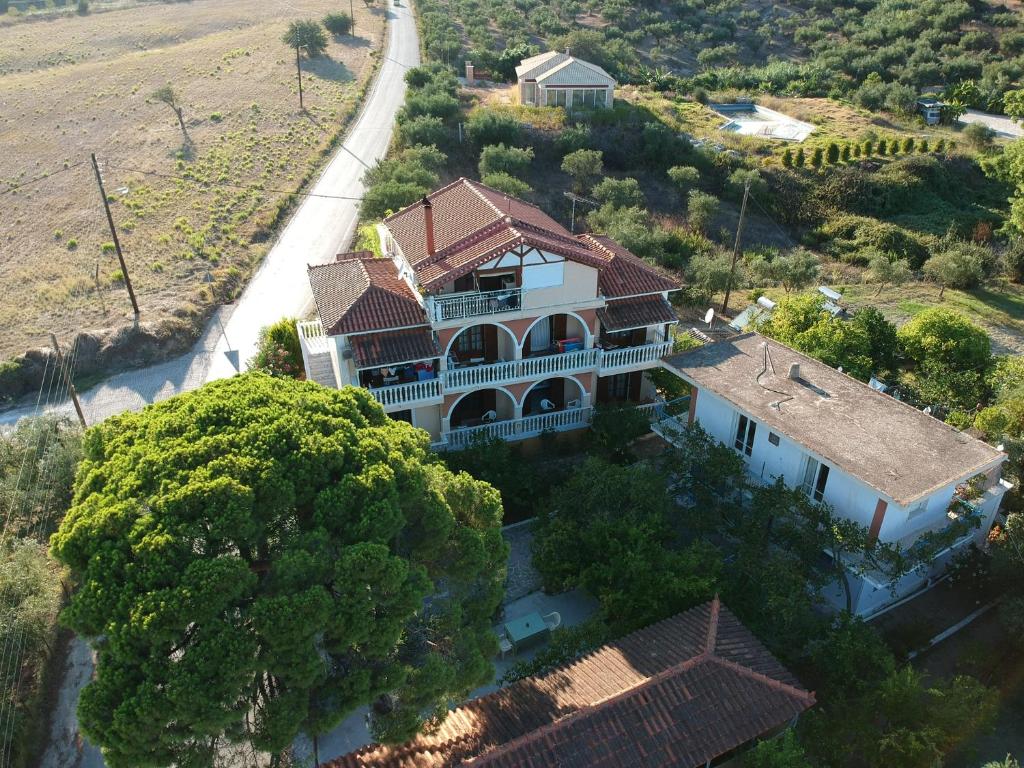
[781,137,952,169]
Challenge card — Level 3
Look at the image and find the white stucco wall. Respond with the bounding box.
[521,259,599,309]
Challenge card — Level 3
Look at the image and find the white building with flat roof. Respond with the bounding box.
[660,332,1010,617]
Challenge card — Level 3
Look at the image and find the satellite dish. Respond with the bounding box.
[704,307,715,326]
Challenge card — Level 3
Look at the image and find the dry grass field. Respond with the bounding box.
[0,0,384,368]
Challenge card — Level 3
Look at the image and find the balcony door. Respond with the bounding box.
[454,325,500,363]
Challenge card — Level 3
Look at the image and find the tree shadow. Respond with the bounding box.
[170,136,196,163]
[338,34,372,49]
[306,55,354,83]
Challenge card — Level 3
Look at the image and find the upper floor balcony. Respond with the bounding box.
[426,288,522,323]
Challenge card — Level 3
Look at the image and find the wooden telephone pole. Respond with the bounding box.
[90,153,139,319]
[296,44,305,110]
[720,179,750,317]
[49,334,87,428]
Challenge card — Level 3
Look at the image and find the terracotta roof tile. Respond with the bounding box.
[349,328,440,369]
[309,254,428,335]
[326,598,814,768]
[381,180,681,300]
[581,234,680,298]
[597,295,678,332]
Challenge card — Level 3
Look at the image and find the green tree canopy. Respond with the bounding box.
[923,246,986,297]
[282,19,329,58]
[898,307,992,408]
[532,457,720,633]
[865,250,912,296]
[478,143,534,179]
[51,375,508,766]
[591,177,645,209]
[560,149,604,194]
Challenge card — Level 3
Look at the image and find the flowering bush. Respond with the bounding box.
[250,318,304,379]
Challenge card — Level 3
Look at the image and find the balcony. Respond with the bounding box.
[368,378,443,411]
[444,406,593,449]
[427,288,522,323]
[444,348,600,390]
[597,341,673,375]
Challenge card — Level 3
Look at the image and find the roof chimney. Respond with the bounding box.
[422,196,435,256]
[565,46,570,55]
[788,362,801,381]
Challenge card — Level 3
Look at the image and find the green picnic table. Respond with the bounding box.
[504,611,549,653]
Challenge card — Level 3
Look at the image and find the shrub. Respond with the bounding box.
[555,123,591,156]
[782,148,794,167]
[1006,239,1024,283]
[480,172,532,197]
[811,147,824,168]
[902,137,916,153]
[963,121,995,150]
[466,111,522,146]
[396,115,446,148]
[794,147,805,167]
[250,318,304,378]
[561,149,604,194]
[667,165,700,194]
[687,190,720,234]
[401,90,460,122]
[826,143,840,164]
[478,143,534,179]
[323,12,352,35]
[592,177,645,209]
[840,144,851,163]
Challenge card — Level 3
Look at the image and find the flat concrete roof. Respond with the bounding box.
[663,333,1004,506]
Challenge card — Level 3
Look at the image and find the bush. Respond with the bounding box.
[478,143,534,179]
[250,318,304,378]
[395,115,446,148]
[963,121,995,150]
[466,111,522,146]
[561,149,604,194]
[323,12,352,35]
[687,190,720,234]
[480,172,532,197]
[1006,239,1024,283]
[555,123,591,156]
[592,177,645,209]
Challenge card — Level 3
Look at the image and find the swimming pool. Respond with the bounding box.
[711,103,816,142]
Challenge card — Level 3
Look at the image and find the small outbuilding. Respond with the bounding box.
[917,97,944,125]
[515,50,615,109]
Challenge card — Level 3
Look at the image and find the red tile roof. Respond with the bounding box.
[308,254,428,335]
[597,295,679,331]
[382,179,679,297]
[349,328,440,369]
[327,598,814,768]
[580,234,680,298]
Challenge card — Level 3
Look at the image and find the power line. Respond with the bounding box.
[0,162,85,197]
[103,162,367,201]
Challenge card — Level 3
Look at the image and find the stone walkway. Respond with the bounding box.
[502,520,543,602]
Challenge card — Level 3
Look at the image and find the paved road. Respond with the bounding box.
[4,0,420,427]
[959,108,1024,139]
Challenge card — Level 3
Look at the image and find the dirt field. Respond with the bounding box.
[0,0,384,365]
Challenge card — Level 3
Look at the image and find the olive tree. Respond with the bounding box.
[52,374,508,767]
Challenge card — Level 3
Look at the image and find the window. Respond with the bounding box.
[768,432,780,446]
[800,456,830,502]
[455,326,484,357]
[609,373,629,399]
[734,414,756,456]
[572,89,584,108]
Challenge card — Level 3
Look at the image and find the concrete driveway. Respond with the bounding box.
[959,108,1024,139]
[3,0,420,427]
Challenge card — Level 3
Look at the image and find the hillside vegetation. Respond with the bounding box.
[420,0,1024,114]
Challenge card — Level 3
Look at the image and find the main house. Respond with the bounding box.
[515,50,616,109]
[298,178,678,449]
[660,333,1011,617]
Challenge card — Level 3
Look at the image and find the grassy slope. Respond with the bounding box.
[0,0,383,359]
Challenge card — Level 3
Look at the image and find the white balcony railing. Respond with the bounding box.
[368,378,443,409]
[598,341,673,373]
[444,348,600,389]
[444,407,593,449]
[427,288,523,322]
[297,319,332,354]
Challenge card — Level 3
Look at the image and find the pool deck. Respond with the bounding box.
[710,102,816,142]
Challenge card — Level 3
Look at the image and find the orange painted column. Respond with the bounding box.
[868,499,888,543]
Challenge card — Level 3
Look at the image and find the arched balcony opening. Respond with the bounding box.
[449,388,516,429]
[522,377,585,417]
[521,313,589,359]
[446,323,517,369]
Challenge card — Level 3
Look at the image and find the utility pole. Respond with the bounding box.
[90,153,139,320]
[295,44,305,110]
[50,333,87,429]
[721,179,750,317]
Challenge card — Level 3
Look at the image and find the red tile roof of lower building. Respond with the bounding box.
[349,327,440,369]
[326,597,814,768]
[309,254,428,335]
[597,295,679,331]
[580,234,680,298]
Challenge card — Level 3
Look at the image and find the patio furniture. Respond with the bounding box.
[504,611,550,653]
[543,611,561,631]
[482,410,498,423]
[498,635,513,659]
[566,398,581,409]
[539,398,556,411]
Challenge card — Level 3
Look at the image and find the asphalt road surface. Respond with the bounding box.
[6,0,420,428]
